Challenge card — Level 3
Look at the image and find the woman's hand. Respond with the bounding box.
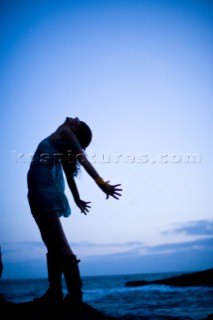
[100,181,122,200]
[76,199,91,215]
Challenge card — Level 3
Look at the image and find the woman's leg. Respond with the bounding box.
[33,212,73,256]
[33,212,83,306]
[32,212,71,303]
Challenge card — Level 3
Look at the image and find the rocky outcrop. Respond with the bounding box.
[125,268,213,287]
[0,296,118,320]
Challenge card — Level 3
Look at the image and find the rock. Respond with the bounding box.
[125,268,213,287]
[201,315,213,320]
[0,246,3,279]
[0,298,118,320]
[0,246,118,319]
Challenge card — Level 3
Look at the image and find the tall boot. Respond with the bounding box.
[62,254,83,307]
[33,253,64,304]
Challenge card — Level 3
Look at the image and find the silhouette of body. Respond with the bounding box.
[27,117,122,307]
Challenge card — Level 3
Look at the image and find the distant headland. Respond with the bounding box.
[125,268,213,287]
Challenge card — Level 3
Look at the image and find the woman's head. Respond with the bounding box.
[65,117,92,150]
[76,121,92,150]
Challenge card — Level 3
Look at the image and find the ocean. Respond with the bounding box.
[1,272,212,320]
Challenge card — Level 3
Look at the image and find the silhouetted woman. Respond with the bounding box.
[27,117,122,307]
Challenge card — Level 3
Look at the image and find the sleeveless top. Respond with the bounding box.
[27,136,81,217]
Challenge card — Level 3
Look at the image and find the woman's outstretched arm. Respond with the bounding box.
[78,155,122,200]
[62,162,91,214]
[60,128,122,199]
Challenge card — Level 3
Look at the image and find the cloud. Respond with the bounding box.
[2,234,213,262]
[80,236,213,276]
[2,236,213,278]
[1,241,46,262]
[146,237,213,257]
[71,240,144,248]
[1,220,213,278]
[162,219,213,236]
[0,240,145,264]
[84,236,213,259]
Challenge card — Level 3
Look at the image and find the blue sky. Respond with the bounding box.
[1,0,213,279]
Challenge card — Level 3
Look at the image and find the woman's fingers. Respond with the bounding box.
[105,185,122,200]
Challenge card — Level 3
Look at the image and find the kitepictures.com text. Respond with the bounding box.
[11,150,202,165]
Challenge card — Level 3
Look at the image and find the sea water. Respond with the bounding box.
[1,272,213,320]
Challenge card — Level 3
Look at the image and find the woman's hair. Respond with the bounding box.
[71,120,92,176]
[76,121,92,150]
